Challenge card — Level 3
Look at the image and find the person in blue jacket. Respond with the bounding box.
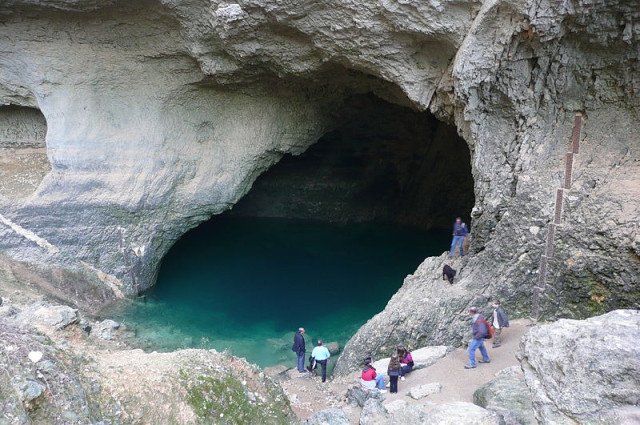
[465,307,491,369]
[449,217,468,258]
[292,327,306,372]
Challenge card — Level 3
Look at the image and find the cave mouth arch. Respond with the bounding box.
[111,93,474,368]
[0,105,50,200]
[229,93,474,230]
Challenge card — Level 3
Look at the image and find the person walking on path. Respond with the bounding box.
[292,328,306,373]
[361,357,387,393]
[397,344,414,381]
[491,300,509,348]
[310,340,331,382]
[449,217,468,258]
[465,307,491,369]
[387,354,401,393]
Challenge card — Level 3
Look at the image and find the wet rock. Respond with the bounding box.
[474,366,536,425]
[304,408,350,425]
[346,384,384,407]
[93,319,120,340]
[424,402,502,424]
[519,310,640,425]
[326,342,340,355]
[407,382,442,400]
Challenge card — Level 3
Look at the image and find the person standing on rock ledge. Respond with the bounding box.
[491,300,509,348]
[465,307,491,369]
[292,328,306,373]
[449,217,468,258]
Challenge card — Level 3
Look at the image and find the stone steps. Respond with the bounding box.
[532,113,583,320]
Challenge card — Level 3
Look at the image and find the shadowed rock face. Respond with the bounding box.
[0,0,638,360]
[229,93,474,230]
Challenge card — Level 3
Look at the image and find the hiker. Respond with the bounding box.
[465,306,491,369]
[292,327,306,373]
[491,300,510,348]
[310,340,331,382]
[361,357,387,393]
[397,344,414,380]
[442,264,456,284]
[449,217,468,258]
[387,354,401,393]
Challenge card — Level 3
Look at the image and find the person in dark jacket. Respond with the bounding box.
[387,354,401,393]
[449,217,468,258]
[292,327,306,373]
[491,300,509,348]
[465,307,490,369]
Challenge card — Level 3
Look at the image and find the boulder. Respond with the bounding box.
[93,319,120,340]
[27,305,78,330]
[384,399,408,413]
[407,382,442,400]
[473,366,536,425]
[327,342,340,355]
[21,379,46,410]
[519,310,640,424]
[372,345,449,372]
[423,402,502,425]
[304,408,350,425]
[359,397,388,425]
[346,384,384,407]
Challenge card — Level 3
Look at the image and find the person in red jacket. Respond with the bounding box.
[360,357,386,393]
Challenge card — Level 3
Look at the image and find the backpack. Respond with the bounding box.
[478,318,494,339]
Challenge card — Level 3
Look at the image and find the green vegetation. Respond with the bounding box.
[181,371,290,425]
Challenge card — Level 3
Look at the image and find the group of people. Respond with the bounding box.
[360,344,414,394]
[292,327,331,382]
[465,301,509,369]
[292,301,509,388]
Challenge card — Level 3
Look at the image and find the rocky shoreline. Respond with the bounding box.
[2,266,638,424]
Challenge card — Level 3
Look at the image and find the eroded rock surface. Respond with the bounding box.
[474,366,536,425]
[519,309,640,424]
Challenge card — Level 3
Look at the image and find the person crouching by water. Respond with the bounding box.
[292,327,306,373]
[310,340,331,383]
[361,357,387,393]
[397,344,414,381]
[387,354,401,394]
[449,217,468,258]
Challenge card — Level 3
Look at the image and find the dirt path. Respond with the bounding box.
[277,319,533,421]
[382,319,532,406]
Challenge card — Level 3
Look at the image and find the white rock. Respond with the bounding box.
[407,382,442,400]
[28,351,43,363]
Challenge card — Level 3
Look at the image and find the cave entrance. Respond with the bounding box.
[0,106,50,200]
[110,93,474,368]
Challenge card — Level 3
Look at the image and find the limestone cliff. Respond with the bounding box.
[0,0,638,372]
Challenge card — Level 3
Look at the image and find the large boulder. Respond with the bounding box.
[304,408,350,425]
[372,345,449,372]
[423,402,502,425]
[16,304,78,330]
[346,384,384,408]
[473,366,536,425]
[518,310,640,424]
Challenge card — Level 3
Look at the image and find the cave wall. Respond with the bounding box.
[229,94,474,230]
[0,0,637,337]
[0,106,50,199]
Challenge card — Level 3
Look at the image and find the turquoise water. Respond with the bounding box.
[107,216,448,368]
